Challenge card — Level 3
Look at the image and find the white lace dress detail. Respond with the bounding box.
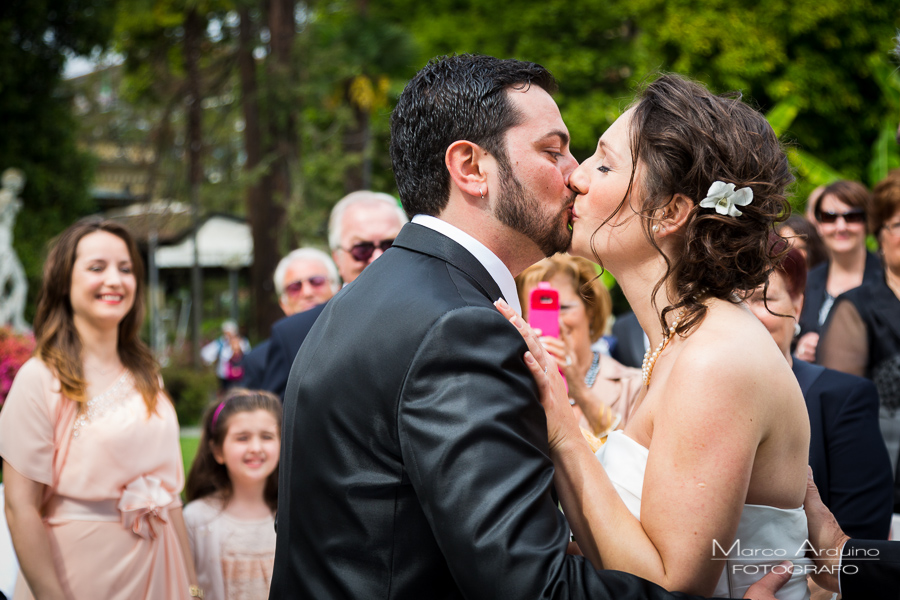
[72,371,133,438]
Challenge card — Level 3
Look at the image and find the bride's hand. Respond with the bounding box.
[538,333,580,382]
[495,299,579,452]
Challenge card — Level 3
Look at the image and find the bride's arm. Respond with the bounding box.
[498,302,762,595]
[558,358,760,595]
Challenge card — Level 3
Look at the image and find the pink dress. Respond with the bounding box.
[0,358,190,600]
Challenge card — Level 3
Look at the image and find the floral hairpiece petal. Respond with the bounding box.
[699,181,754,217]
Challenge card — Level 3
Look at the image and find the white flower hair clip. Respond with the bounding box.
[699,181,753,217]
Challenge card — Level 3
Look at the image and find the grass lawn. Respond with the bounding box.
[181,435,201,477]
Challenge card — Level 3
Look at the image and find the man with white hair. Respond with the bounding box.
[328,190,409,285]
[274,247,340,315]
[261,190,407,398]
[241,247,339,389]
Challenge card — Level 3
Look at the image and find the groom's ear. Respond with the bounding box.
[658,193,693,235]
[446,140,491,201]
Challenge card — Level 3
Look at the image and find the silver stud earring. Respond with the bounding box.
[480,188,485,199]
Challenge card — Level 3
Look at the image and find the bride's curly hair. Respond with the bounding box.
[595,74,793,338]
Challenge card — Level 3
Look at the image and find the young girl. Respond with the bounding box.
[184,389,281,600]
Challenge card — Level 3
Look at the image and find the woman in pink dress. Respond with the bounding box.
[0,218,200,599]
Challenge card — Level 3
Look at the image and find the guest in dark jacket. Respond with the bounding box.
[241,247,338,390]
[820,168,900,512]
[261,191,407,398]
[795,180,882,363]
[747,241,893,539]
[610,311,646,370]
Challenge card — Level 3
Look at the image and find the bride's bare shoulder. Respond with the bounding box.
[668,303,797,406]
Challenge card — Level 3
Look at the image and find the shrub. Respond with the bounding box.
[161,365,217,427]
[0,327,35,411]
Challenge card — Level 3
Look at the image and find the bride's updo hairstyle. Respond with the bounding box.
[621,73,793,337]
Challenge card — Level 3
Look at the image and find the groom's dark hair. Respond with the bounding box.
[390,54,557,217]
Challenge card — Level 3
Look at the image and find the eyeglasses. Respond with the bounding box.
[883,221,900,237]
[343,239,394,262]
[815,208,866,225]
[283,276,329,297]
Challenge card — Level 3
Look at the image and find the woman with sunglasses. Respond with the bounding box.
[819,168,900,514]
[795,180,882,363]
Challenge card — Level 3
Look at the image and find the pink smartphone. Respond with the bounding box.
[528,282,560,338]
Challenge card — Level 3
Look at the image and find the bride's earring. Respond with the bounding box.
[651,224,660,233]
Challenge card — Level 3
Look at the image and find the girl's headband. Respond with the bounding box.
[210,400,227,432]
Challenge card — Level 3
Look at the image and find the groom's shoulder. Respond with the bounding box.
[362,245,498,311]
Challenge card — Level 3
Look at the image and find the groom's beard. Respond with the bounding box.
[493,160,573,257]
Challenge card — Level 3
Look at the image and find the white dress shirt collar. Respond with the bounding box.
[411,214,522,316]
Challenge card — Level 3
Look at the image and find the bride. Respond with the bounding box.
[499,74,811,599]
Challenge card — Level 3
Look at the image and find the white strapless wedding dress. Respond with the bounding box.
[594,430,811,599]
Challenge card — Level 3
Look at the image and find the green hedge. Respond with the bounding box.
[162,366,217,427]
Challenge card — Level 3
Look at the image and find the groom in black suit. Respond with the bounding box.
[270,55,787,600]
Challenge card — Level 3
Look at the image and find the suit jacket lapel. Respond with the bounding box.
[392,223,505,304]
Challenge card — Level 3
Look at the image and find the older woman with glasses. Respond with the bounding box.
[515,255,641,436]
[795,180,883,363]
[820,169,900,514]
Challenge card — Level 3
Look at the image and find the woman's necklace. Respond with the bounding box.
[584,351,602,387]
[642,309,685,387]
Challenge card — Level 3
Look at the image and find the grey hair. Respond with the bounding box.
[273,247,340,295]
[327,190,408,251]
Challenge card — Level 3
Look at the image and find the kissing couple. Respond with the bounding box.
[271,54,811,600]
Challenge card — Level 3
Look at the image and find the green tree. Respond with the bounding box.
[288,2,415,242]
[0,0,119,321]
[373,0,645,158]
[626,0,900,195]
[377,0,899,190]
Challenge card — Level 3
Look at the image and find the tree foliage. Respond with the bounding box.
[374,0,899,200]
[0,0,119,320]
[21,0,896,333]
[628,0,900,203]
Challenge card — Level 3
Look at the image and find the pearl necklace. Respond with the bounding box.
[641,309,685,386]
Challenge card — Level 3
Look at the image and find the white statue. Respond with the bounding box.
[0,168,28,332]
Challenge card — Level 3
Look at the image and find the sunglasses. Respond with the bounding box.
[815,208,866,225]
[344,239,394,262]
[284,276,329,296]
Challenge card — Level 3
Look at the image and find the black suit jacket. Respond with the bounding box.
[611,311,647,369]
[797,251,882,341]
[270,223,729,600]
[841,539,900,599]
[240,338,270,390]
[261,302,328,400]
[793,359,893,540]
